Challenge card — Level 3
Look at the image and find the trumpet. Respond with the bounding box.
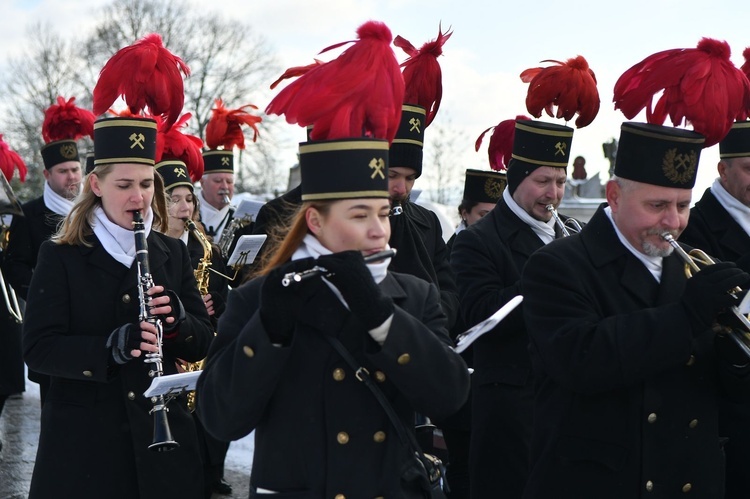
[661,232,750,359]
[281,249,397,287]
[546,204,582,237]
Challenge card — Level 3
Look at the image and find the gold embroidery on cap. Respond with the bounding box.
[662,148,697,185]
[59,143,77,160]
[174,167,187,178]
[554,141,568,157]
[129,133,146,150]
[409,117,422,134]
[369,158,386,179]
[484,178,504,200]
[221,157,231,166]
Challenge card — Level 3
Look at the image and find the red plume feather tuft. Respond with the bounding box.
[205,98,263,150]
[156,113,204,182]
[0,134,27,182]
[613,38,750,147]
[742,47,750,78]
[42,96,95,143]
[475,115,531,171]
[520,55,600,128]
[265,20,404,143]
[394,24,452,127]
[93,33,190,129]
[270,60,324,90]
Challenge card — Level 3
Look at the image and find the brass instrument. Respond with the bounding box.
[281,249,397,287]
[0,173,25,323]
[183,219,212,412]
[661,232,750,359]
[217,210,253,259]
[133,211,179,451]
[546,204,582,237]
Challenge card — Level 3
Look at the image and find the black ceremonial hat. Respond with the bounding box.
[84,152,95,175]
[615,122,705,189]
[202,150,234,174]
[506,119,574,195]
[155,160,193,192]
[463,169,506,204]
[389,104,426,177]
[41,139,79,170]
[719,121,750,159]
[299,139,389,201]
[93,117,157,167]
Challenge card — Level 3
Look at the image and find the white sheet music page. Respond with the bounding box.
[228,234,267,266]
[454,295,523,354]
[144,371,201,398]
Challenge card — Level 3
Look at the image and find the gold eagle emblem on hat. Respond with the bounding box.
[662,148,697,185]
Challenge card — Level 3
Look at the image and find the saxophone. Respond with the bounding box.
[184,218,212,411]
[217,211,253,259]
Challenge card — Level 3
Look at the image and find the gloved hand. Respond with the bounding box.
[316,251,394,330]
[147,286,186,333]
[106,323,142,365]
[259,257,317,345]
[681,261,750,333]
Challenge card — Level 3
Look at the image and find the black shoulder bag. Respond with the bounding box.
[325,335,448,499]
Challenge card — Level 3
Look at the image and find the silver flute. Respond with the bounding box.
[281,248,397,287]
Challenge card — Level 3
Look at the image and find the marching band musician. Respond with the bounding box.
[521,122,750,498]
[678,120,750,499]
[155,131,233,498]
[3,96,91,405]
[22,35,212,499]
[451,117,578,499]
[197,20,469,497]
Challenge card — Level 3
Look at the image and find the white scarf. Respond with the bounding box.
[711,178,750,237]
[605,206,663,282]
[454,219,467,236]
[43,181,75,217]
[199,190,231,237]
[503,188,556,244]
[92,206,153,268]
[179,230,189,246]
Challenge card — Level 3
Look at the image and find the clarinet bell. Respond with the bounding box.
[149,404,179,452]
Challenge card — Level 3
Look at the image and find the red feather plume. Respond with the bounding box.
[394,24,452,127]
[41,96,95,143]
[270,60,324,90]
[613,38,750,147]
[205,99,263,150]
[475,115,531,171]
[156,114,204,182]
[265,20,404,143]
[742,47,750,78]
[0,134,27,182]
[520,55,600,128]
[93,33,190,130]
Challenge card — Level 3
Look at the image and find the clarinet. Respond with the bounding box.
[132,210,179,451]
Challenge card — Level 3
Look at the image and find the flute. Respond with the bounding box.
[281,248,397,287]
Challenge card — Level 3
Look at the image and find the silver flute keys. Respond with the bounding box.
[281,249,398,287]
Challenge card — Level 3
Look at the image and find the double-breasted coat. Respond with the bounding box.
[197,269,470,498]
[521,205,750,499]
[23,231,213,499]
[450,198,561,498]
[679,187,750,499]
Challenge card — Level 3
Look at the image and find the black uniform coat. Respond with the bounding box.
[3,196,64,388]
[197,270,470,498]
[187,235,228,324]
[521,205,750,499]
[0,232,23,396]
[679,187,750,499]
[388,200,460,329]
[23,231,213,499]
[450,198,554,499]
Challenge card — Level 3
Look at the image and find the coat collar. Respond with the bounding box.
[489,199,546,257]
[696,189,750,254]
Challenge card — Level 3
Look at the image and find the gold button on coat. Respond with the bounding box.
[374,371,386,382]
[397,353,411,365]
[122,294,131,303]
[127,391,135,400]
[373,431,386,443]
[243,346,255,358]
[335,495,345,499]
[647,413,657,424]
[645,480,654,492]
[82,370,93,377]
[686,355,695,366]
[682,483,692,493]
[333,368,345,381]
[337,432,349,444]
[689,419,698,429]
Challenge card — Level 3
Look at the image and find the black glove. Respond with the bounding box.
[259,257,317,345]
[106,323,142,365]
[316,251,394,330]
[681,261,750,333]
[156,289,186,333]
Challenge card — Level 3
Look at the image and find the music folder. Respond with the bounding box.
[454,295,523,354]
[228,234,267,267]
[144,371,201,398]
[233,199,264,221]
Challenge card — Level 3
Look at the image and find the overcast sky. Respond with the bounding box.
[3,0,750,202]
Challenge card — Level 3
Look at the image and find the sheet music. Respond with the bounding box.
[454,295,523,354]
[144,370,201,398]
[228,234,267,266]
[233,199,264,221]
